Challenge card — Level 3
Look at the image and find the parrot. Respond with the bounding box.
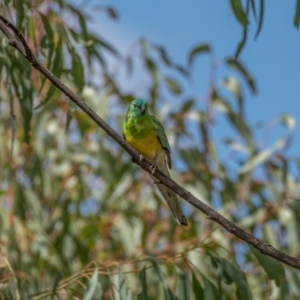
[123,99,187,226]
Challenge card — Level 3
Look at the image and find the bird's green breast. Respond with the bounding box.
[123,115,162,161]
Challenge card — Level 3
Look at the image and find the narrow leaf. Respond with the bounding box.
[251,246,285,286]
[71,50,85,93]
[294,0,300,28]
[222,77,243,105]
[188,43,210,70]
[153,45,172,66]
[191,270,204,299]
[203,277,222,300]
[235,24,248,58]
[51,272,63,300]
[175,267,188,300]
[150,258,174,300]
[230,0,248,26]
[254,0,264,39]
[249,0,257,20]
[118,267,127,299]
[239,139,284,174]
[138,268,149,300]
[39,12,53,39]
[83,268,99,300]
[226,58,256,93]
[165,77,182,95]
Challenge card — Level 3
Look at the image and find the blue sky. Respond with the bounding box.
[74,0,300,159]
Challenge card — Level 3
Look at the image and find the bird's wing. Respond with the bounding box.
[152,115,172,169]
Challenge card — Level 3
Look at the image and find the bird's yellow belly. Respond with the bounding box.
[127,131,162,162]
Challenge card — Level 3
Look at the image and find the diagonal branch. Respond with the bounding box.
[0,15,299,270]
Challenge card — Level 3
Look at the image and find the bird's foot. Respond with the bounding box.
[150,164,157,174]
[153,180,162,185]
[131,154,144,165]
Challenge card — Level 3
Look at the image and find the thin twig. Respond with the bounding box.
[0,15,300,270]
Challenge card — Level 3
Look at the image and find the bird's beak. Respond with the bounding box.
[141,105,146,115]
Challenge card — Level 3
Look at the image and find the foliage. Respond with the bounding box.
[0,0,299,299]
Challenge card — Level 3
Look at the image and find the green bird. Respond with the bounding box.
[123,99,187,226]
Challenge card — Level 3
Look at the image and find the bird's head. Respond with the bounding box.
[127,99,149,117]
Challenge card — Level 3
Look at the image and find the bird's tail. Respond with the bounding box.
[150,158,188,226]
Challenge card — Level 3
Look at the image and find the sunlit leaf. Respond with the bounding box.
[239,139,284,173]
[83,268,101,300]
[226,58,256,93]
[118,267,127,298]
[280,114,296,131]
[222,76,243,105]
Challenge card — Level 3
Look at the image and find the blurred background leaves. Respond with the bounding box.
[0,0,299,299]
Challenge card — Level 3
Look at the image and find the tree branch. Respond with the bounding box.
[0,15,299,270]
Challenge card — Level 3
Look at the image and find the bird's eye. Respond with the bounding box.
[133,104,137,108]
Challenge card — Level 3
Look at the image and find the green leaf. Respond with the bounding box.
[254,0,264,39]
[227,111,255,154]
[239,139,284,174]
[251,246,285,286]
[83,268,101,300]
[38,39,63,108]
[145,58,159,81]
[222,77,243,105]
[188,43,210,70]
[149,258,174,300]
[17,72,33,143]
[107,7,118,19]
[211,256,252,300]
[211,91,231,113]
[39,12,53,39]
[118,267,127,299]
[16,0,25,28]
[226,58,256,93]
[211,256,233,285]
[21,287,29,300]
[249,0,257,20]
[235,24,248,58]
[92,34,120,58]
[203,277,222,300]
[175,267,188,300]
[153,45,172,66]
[191,270,204,299]
[230,0,248,26]
[280,114,296,131]
[165,77,182,95]
[71,49,85,93]
[51,272,63,300]
[280,114,296,148]
[181,99,194,112]
[294,0,300,28]
[138,268,149,300]
[79,13,88,40]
